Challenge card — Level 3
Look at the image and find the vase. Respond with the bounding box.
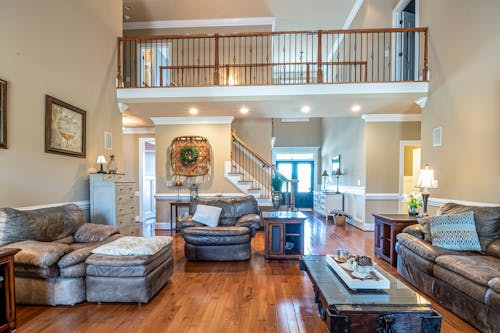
[107,155,118,174]
[408,205,418,216]
[272,191,282,210]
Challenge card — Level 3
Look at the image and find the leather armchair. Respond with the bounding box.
[179,196,260,261]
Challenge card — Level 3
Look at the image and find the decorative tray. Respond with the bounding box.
[326,255,390,290]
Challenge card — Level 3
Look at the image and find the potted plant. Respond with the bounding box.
[271,173,284,210]
[402,192,423,216]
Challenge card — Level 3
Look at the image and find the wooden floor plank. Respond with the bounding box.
[15,212,478,333]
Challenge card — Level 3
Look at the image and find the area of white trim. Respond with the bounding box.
[123,127,155,135]
[16,200,90,211]
[365,193,400,200]
[155,193,244,200]
[123,17,276,31]
[414,97,427,109]
[151,116,234,125]
[393,0,420,28]
[280,118,310,123]
[117,102,129,113]
[429,197,499,208]
[349,218,374,231]
[117,82,429,102]
[362,114,421,122]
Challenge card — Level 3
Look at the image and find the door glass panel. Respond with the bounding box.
[277,163,292,192]
[297,163,312,193]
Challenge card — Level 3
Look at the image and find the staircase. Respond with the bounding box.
[226,129,294,208]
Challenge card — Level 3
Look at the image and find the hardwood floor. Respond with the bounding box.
[16,212,478,333]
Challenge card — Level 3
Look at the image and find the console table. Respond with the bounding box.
[0,248,20,333]
[169,201,190,235]
[373,214,418,267]
[263,211,306,260]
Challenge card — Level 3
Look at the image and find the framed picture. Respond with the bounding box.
[0,78,7,149]
[45,95,86,158]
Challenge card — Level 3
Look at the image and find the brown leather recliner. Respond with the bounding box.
[178,196,260,261]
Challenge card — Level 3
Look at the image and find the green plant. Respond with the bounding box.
[180,146,198,165]
[271,173,284,192]
[402,192,423,208]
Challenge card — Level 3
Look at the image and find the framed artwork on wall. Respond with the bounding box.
[45,95,86,158]
[0,78,7,149]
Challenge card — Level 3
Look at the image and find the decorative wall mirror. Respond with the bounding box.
[0,79,7,149]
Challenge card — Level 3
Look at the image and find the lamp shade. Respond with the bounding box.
[321,170,329,177]
[418,164,437,189]
[96,155,107,164]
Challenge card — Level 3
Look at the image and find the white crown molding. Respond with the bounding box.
[123,17,276,30]
[362,114,422,122]
[122,127,155,135]
[414,97,427,109]
[365,193,400,200]
[151,116,234,125]
[429,197,500,207]
[280,118,310,123]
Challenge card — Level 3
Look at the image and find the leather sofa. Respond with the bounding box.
[396,203,500,333]
[179,196,260,261]
[0,204,121,305]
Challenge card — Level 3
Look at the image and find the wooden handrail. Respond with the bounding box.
[231,129,271,168]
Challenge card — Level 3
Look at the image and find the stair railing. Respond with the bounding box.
[231,129,296,210]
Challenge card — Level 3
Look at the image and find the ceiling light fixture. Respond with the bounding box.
[301,106,311,113]
[351,105,361,112]
[189,107,198,115]
[240,107,249,114]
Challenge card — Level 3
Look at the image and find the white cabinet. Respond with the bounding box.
[313,191,344,218]
[90,174,137,236]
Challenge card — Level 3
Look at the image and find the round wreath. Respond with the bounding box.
[180,146,199,165]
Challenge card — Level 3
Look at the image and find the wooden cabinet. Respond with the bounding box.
[263,211,306,260]
[313,191,344,219]
[90,174,137,236]
[0,248,20,333]
[373,214,418,267]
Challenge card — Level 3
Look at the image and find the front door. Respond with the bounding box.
[276,161,314,209]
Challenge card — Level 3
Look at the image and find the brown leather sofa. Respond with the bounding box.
[396,203,500,333]
[179,196,260,261]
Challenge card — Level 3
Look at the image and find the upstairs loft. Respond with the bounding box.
[116,27,428,102]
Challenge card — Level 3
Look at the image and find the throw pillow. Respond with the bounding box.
[192,204,222,227]
[417,217,433,242]
[429,211,481,251]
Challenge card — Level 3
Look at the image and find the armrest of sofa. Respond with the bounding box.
[178,216,205,232]
[486,239,500,259]
[235,214,260,237]
[73,223,119,243]
[402,224,425,239]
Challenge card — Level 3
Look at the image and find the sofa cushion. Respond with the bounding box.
[86,243,172,268]
[0,204,84,245]
[60,262,86,278]
[486,239,500,259]
[417,216,433,242]
[435,255,500,288]
[396,233,479,262]
[438,202,500,250]
[430,212,481,251]
[14,263,60,278]
[182,226,251,245]
[53,235,74,244]
[433,265,488,303]
[92,236,172,256]
[189,196,259,226]
[9,240,72,268]
[402,224,425,240]
[489,278,500,293]
[58,234,122,268]
[192,204,222,227]
[73,223,119,243]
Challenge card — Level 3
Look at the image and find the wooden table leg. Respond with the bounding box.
[170,204,174,236]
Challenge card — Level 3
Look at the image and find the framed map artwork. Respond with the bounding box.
[45,95,86,158]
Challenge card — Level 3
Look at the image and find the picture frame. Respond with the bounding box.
[45,95,86,158]
[0,78,7,149]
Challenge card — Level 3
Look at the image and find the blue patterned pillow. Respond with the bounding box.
[429,211,481,251]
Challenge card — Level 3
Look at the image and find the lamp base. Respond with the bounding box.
[97,165,106,174]
[421,192,430,216]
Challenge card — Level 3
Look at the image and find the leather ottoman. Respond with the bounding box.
[85,239,173,304]
[182,226,252,261]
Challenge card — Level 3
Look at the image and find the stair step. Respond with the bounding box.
[237,180,253,184]
[227,172,243,176]
[247,187,261,191]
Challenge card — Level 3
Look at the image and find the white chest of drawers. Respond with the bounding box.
[89,173,137,235]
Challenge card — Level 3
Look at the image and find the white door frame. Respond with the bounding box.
[391,0,420,81]
[139,137,156,223]
[398,140,421,208]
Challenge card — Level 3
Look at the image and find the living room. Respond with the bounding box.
[0,0,499,332]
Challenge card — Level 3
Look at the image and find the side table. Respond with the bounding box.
[0,248,20,333]
[169,201,190,235]
[373,214,418,267]
[263,211,307,260]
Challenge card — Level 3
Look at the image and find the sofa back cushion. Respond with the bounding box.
[438,202,500,251]
[0,204,84,246]
[189,196,259,226]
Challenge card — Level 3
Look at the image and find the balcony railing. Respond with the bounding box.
[117,27,428,88]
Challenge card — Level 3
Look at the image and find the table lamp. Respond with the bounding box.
[321,170,329,191]
[96,155,107,174]
[334,168,342,194]
[418,164,438,216]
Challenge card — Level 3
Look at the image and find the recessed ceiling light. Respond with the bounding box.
[301,105,311,113]
[189,107,198,115]
[240,107,249,114]
[351,105,361,112]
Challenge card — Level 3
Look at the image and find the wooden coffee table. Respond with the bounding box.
[300,255,441,333]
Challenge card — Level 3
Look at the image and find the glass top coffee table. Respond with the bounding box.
[300,255,441,333]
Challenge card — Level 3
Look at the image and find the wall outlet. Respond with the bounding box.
[166,180,172,187]
[357,179,361,186]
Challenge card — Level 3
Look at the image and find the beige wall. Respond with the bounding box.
[322,117,366,187]
[420,0,500,202]
[366,122,421,193]
[273,118,322,147]
[0,0,122,207]
[123,133,155,186]
[232,118,272,161]
[350,0,395,28]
